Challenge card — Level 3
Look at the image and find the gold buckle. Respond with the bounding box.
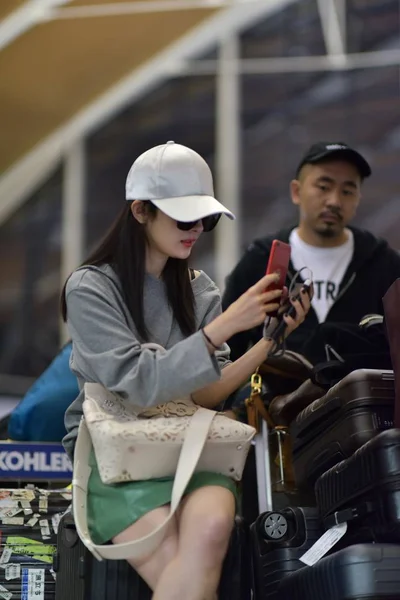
[250,373,262,395]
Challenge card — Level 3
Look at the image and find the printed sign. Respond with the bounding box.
[22,568,45,600]
[0,442,72,480]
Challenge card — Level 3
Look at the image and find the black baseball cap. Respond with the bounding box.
[296,142,372,179]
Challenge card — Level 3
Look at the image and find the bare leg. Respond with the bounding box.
[152,486,235,600]
[112,505,178,591]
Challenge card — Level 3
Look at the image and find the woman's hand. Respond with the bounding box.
[202,273,284,350]
[263,283,313,341]
[223,273,285,334]
[282,284,312,337]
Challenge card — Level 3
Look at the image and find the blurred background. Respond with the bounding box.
[0,0,399,397]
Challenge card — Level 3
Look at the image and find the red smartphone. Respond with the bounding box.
[265,239,291,295]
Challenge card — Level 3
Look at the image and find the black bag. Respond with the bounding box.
[54,512,251,600]
[279,543,400,600]
[315,429,400,546]
[250,507,321,600]
[290,369,395,489]
[302,319,392,389]
[0,486,70,600]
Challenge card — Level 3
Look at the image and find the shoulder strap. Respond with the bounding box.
[72,407,216,561]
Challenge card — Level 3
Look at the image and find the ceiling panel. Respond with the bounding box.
[0,5,217,172]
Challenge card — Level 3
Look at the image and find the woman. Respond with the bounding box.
[61,142,310,600]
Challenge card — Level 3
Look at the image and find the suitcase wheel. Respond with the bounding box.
[261,512,288,540]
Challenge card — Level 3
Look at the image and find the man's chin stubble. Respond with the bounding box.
[315,224,340,238]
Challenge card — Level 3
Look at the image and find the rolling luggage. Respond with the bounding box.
[279,543,400,600]
[54,511,250,600]
[250,506,322,599]
[0,486,70,600]
[290,369,395,488]
[54,511,151,600]
[315,428,400,546]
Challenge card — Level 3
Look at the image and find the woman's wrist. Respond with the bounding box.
[262,337,278,359]
[203,313,235,349]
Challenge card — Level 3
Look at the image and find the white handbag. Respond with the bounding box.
[73,344,256,561]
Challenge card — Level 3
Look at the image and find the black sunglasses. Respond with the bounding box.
[177,214,221,233]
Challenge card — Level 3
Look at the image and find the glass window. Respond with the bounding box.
[347,0,400,53]
[0,168,63,377]
[241,0,325,59]
[240,63,400,251]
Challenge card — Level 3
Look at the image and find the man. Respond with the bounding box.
[222,142,400,362]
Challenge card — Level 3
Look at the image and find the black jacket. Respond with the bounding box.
[222,226,400,361]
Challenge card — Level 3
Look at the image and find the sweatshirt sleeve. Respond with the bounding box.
[65,272,222,408]
[198,280,231,369]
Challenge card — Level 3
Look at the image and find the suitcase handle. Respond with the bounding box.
[324,501,375,529]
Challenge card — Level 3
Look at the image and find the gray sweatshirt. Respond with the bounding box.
[63,264,231,460]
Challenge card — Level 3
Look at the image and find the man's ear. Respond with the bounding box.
[131,200,148,224]
[290,179,301,207]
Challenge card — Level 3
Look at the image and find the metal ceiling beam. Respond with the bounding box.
[177,49,400,75]
[48,0,250,20]
[0,0,298,226]
[0,0,71,52]
[316,0,347,66]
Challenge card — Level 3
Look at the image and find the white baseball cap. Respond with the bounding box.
[125,141,235,223]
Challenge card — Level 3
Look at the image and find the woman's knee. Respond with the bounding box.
[196,509,234,556]
[112,506,179,577]
[180,496,235,563]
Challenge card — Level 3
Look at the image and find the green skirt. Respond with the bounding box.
[86,451,238,545]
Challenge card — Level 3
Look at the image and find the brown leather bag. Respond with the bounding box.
[269,379,325,427]
[245,370,295,491]
[259,350,313,383]
[245,372,275,432]
[383,279,400,428]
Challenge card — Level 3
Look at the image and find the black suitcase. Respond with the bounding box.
[279,543,400,600]
[250,506,322,599]
[290,369,395,488]
[315,428,400,546]
[54,511,151,600]
[54,512,250,600]
[0,486,70,600]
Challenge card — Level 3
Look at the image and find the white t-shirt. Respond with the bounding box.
[289,228,354,323]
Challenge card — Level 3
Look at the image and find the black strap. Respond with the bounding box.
[310,360,346,388]
[324,501,375,529]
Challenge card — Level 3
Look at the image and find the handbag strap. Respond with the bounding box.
[72,407,216,561]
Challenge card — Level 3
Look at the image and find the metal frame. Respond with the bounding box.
[316,0,347,61]
[60,140,86,343]
[47,0,252,20]
[215,35,241,291]
[0,0,296,226]
[0,0,72,52]
[178,48,400,75]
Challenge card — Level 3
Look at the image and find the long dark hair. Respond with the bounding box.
[60,202,196,341]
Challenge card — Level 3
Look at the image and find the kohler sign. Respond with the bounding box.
[0,442,72,480]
